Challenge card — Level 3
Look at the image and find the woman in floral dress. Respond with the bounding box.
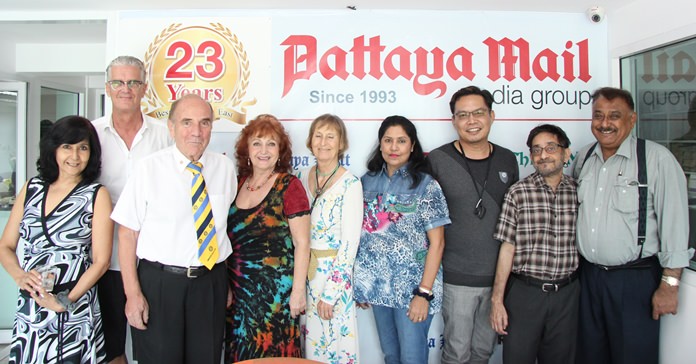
[298,114,363,364]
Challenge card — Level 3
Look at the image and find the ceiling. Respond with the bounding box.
[0,1,630,12]
[0,1,632,45]
[0,0,632,80]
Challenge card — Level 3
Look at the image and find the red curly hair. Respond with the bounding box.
[235,114,293,177]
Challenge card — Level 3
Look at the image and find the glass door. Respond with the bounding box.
[0,81,27,341]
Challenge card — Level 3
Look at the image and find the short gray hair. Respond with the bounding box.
[106,56,147,81]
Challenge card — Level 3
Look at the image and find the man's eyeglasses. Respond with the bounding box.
[530,143,565,156]
[454,109,489,120]
[107,80,144,90]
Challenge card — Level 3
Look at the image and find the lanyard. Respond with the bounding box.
[456,141,493,219]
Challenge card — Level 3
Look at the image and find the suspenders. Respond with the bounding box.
[581,139,648,258]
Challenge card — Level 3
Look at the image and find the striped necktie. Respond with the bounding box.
[186,161,219,269]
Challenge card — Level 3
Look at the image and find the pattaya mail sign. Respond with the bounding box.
[281,35,592,98]
[143,23,256,124]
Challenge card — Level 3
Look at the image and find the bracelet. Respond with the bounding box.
[55,290,77,313]
[412,288,434,302]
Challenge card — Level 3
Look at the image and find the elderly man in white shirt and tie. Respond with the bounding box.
[112,94,236,364]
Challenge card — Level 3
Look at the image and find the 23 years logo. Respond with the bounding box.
[143,22,256,124]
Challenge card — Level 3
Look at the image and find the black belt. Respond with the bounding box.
[511,270,579,292]
[591,256,658,271]
[140,259,217,279]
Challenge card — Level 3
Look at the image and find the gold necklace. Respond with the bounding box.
[245,172,276,191]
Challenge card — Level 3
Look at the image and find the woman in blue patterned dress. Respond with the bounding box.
[354,115,450,364]
[0,115,113,364]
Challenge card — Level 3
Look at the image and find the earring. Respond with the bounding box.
[277,159,280,166]
[248,158,251,165]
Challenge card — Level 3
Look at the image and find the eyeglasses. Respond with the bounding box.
[107,80,144,90]
[454,109,489,120]
[530,143,565,156]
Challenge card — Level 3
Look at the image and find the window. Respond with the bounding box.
[620,37,696,269]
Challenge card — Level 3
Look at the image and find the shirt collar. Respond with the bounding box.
[614,135,636,159]
[592,135,635,161]
[104,113,149,134]
[380,163,411,178]
[172,146,209,173]
[531,171,573,189]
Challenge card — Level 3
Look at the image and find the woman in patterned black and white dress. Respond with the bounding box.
[0,115,113,364]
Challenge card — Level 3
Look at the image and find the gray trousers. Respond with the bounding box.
[441,283,497,364]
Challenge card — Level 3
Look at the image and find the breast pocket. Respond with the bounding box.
[610,177,639,223]
[576,172,594,206]
[391,193,417,214]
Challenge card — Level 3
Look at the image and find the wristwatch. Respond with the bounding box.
[55,290,77,312]
[661,275,680,287]
[412,287,435,302]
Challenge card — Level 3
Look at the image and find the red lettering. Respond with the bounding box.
[486,37,591,83]
[484,37,531,82]
[562,41,576,82]
[214,89,224,102]
[166,83,184,102]
[384,47,413,80]
[576,39,591,82]
[532,48,560,81]
[446,47,476,81]
[414,47,446,97]
[280,35,593,98]
[281,35,317,97]
[350,36,385,79]
[165,83,223,103]
[319,46,350,80]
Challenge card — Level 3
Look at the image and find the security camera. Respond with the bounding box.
[587,6,605,23]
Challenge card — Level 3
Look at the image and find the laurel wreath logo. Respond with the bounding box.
[143,22,251,111]
[209,22,250,107]
[143,23,181,111]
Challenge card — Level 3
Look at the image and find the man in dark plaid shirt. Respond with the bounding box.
[489,124,579,364]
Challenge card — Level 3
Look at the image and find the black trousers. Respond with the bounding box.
[132,260,227,364]
[502,275,579,364]
[577,258,661,364]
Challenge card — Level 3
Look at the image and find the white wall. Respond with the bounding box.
[609,0,696,57]
[607,3,696,363]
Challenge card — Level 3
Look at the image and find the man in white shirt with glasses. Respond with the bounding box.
[92,55,171,364]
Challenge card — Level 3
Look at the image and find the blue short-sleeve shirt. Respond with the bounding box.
[354,164,450,313]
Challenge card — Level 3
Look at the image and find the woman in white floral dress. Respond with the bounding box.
[298,114,363,364]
